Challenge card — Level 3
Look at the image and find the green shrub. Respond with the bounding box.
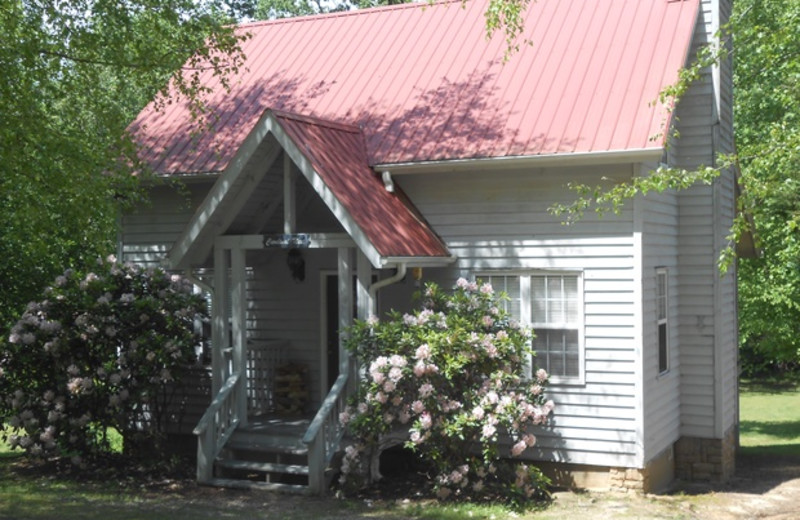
[340,279,553,507]
[0,256,207,463]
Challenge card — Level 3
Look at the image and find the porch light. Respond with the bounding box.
[287,248,305,282]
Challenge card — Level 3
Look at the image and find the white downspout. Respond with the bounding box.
[368,263,407,315]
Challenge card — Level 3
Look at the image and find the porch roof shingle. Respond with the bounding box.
[273,110,450,259]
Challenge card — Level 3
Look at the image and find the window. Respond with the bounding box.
[531,274,582,382]
[656,268,669,374]
[480,272,584,384]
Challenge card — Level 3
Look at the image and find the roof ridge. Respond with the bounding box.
[238,0,463,30]
[270,109,363,135]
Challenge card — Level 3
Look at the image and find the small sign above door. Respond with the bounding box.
[263,233,311,248]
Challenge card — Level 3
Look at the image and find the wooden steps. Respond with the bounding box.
[210,415,316,494]
[204,477,311,495]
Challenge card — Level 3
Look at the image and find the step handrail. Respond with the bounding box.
[302,370,351,494]
[194,372,242,483]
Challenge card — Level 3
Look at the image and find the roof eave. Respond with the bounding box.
[379,255,458,268]
[375,148,666,175]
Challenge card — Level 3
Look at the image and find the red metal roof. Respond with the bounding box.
[272,110,450,258]
[129,0,700,176]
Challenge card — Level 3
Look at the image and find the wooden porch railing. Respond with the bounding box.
[302,370,352,494]
[193,372,243,483]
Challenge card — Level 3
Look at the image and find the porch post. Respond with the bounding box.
[355,250,373,321]
[337,248,353,376]
[231,246,248,425]
[211,245,230,396]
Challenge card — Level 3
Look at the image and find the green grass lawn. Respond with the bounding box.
[739,375,800,456]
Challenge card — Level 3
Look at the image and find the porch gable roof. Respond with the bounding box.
[167,109,452,269]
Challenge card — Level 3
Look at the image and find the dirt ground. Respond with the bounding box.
[534,453,800,520]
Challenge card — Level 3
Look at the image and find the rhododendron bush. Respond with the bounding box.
[0,256,207,461]
[340,279,554,506]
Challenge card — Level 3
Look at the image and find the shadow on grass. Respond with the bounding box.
[740,375,800,394]
[740,420,800,443]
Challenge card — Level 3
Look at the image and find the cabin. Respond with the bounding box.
[121,0,742,494]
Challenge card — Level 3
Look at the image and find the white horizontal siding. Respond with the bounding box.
[400,165,640,468]
[120,182,214,267]
[638,180,681,462]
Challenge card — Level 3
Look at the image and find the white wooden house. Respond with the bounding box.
[121,0,744,494]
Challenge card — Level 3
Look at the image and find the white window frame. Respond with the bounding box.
[656,267,669,375]
[477,270,585,386]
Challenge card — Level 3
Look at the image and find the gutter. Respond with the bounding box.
[374,148,665,175]
[380,255,456,268]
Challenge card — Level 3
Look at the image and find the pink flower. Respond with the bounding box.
[419,383,434,398]
[383,381,396,393]
[415,343,431,360]
[511,440,527,457]
[391,395,403,406]
[524,433,537,447]
[482,424,496,438]
[420,412,432,430]
[480,282,494,295]
[339,411,351,425]
[399,410,411,424]
[388,367,403,382]
[371,371,386,385]
[375,391,388,404]
[411,400,425,414]
[413,361,426,377]
[389,354,407,368]
[471,406,485,421]
[456,277,470,289]
[536,368,548,382]
[482,315,494,328]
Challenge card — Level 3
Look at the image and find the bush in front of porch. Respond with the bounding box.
[0,255,208,464]
[340,279,553,509]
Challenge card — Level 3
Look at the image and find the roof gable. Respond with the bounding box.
[130,0,700,176]
[167,109,451,269]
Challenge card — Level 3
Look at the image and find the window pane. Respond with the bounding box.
[487,275,521,318]
[565,330,579,352]
[533,328,579,378]
[548,299,564,323]
[565,353,580,377]
[658,322,668,373]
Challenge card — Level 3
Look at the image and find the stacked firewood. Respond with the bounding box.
[274,363,308,415]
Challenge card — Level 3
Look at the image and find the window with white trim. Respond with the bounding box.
[480,272,584,384]
[656,268,669,375]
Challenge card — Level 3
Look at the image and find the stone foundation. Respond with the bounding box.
[538,447,675,493]
[674,426,737,482]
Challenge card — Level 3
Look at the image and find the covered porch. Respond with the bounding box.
[166,109,453,494]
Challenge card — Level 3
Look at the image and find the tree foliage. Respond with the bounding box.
[734,0,800,366]
[254,0,534,59]
[0,0,246,331]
